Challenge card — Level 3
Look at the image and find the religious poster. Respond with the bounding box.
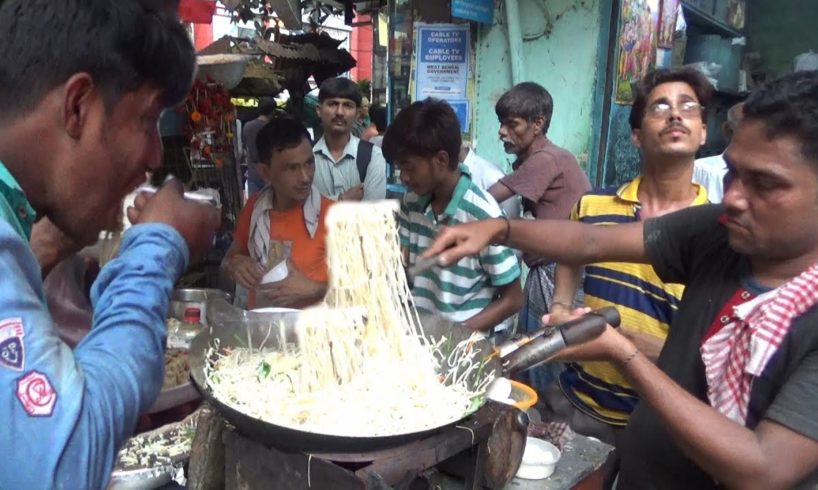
[658,0,680,48]
[727,0,745,29]
[615,0,661,104]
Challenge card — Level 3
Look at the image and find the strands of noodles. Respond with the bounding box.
[205,201,494,437]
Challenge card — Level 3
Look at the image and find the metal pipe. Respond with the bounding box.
[505,0,525,85]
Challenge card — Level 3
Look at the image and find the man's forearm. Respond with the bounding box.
[499,219,648,266]
[553,263,583,308]
[462,281,522,333]
[488,181,515,204]
[619,327,664,362]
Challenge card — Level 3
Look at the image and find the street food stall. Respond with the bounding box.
[107,201,614,490]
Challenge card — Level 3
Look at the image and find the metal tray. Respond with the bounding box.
[147,381,200,414]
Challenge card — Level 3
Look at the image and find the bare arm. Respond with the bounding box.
[488,181,516,204]
[550,260,665,361]
[425,218,648,269]
[548,263,584,325]
[619,327,665,362]
[557,327,818,489]
[460,279,523,333]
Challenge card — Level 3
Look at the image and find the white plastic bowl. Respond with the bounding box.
[515,437,561,480]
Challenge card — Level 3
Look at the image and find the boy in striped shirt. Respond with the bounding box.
[382,98,522,335]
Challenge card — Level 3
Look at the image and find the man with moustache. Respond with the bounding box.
[487,82,590,386]
[546,67,712,451]
[312,77,387,201]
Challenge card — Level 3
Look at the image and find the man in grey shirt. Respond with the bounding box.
[312,77,386,201]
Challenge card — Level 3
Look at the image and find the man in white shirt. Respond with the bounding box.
[312,77,387,201]
[460,142,521,219]
[693,102,743,202]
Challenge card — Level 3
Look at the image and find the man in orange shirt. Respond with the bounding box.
[222,116,332,309]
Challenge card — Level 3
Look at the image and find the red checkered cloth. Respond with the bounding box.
[701,262,818,424]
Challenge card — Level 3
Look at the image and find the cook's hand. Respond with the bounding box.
[258,259,325,308]
[541,311,635,365]
[30,217,84,278]
[546,304,591,326]
[422,219,507,266]
[127,179,220,259]
[224,254,264,290]
[340,184,364,202]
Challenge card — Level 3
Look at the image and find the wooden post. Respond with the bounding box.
[187,403,226,490]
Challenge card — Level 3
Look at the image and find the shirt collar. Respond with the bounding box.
[616,176,709,205]
[314,135,360,163]
[0,161,36,240]
[418,165,473,220]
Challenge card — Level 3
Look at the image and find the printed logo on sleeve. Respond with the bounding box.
[0,318,25,371]
[16,371,57,417]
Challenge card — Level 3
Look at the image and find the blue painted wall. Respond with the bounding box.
[470,0,608,175]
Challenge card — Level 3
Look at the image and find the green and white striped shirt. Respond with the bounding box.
[399,167,521,324]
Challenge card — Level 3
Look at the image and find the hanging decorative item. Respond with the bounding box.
[615,0,662,104]
[183,77,236,169]
[658,0,681,49]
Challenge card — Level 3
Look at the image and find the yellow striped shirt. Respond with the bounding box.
[559,177,709,425]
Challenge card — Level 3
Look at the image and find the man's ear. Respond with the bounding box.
[434,149,451,170]
[533,116,546,136]
[62,73,97,140]
[255,162,272,184]
[631,128,642,149]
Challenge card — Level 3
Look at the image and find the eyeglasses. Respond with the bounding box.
[647,101,704,119]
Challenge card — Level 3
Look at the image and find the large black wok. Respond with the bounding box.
[189,298,500,452]
[189,298,617,453]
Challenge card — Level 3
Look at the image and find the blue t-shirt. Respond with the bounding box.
[0,161,189,489]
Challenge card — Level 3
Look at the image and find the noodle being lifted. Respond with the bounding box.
[206,201,494,437]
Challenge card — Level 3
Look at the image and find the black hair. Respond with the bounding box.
[369,105,387,133]
[0,0,195,122]
[256,116,312,165]
[629,67,713,130]
[257,97,278,117]
[495,82,554,133]
[382,98,462,170]
[318,77,362,107]
[743,70,818,164]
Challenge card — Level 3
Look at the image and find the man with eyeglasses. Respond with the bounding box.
[542,68,712,463]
